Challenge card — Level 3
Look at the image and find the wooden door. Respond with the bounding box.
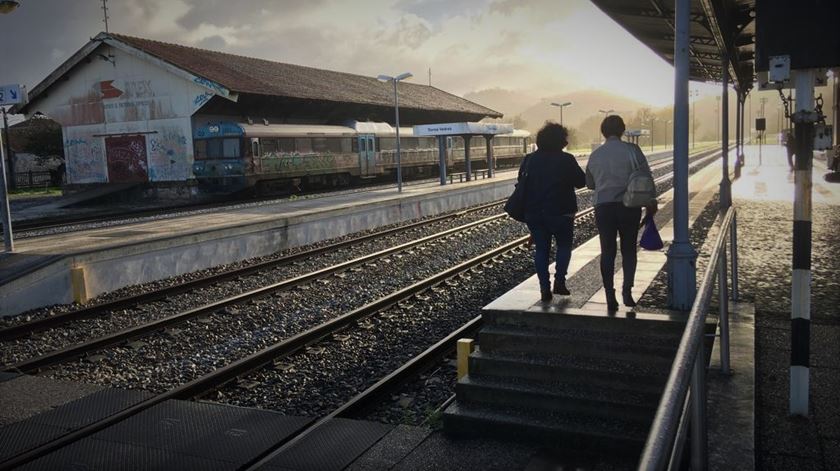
[105,135,149,183]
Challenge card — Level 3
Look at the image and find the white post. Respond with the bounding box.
[394,80,403,193]
[0,128,13,252]
[790,68,815,417]
[720,55,731,210]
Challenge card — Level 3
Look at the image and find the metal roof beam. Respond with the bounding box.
[603,6,706,24]
[646,0,713,78]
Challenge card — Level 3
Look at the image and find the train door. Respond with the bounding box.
[358,134,376,176]
[105,135,149,183]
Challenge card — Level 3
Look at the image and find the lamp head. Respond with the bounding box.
[0,0,20,14]
[395,72,413,81]
[377,75,392,82]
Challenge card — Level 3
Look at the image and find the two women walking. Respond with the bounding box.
[516,116,657,310]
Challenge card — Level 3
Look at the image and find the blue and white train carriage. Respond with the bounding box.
[191,121,530,193]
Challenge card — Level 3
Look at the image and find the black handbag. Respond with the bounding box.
[504,155,532,222]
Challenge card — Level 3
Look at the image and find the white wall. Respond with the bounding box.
[30,44,216,184]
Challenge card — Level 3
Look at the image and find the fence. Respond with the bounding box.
[638,206,739,471]
[13,171,55,189]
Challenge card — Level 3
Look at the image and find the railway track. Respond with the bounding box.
[1,146,722,371]
[0,146,725,470]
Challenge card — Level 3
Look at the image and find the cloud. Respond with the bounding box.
[376,15,433,50]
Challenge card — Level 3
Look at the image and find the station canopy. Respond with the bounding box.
[413,122,515,137]
[590,0,756,92]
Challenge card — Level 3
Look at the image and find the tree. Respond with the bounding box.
[512,114,528,131]
[9,115,64,163]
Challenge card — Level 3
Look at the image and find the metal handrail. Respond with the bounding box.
[638,206,737,471]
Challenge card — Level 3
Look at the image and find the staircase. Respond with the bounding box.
[443,308,714,463]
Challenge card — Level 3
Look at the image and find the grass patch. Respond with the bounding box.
[9,186,63,199]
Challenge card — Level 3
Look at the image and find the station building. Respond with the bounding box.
[14,32,503,194]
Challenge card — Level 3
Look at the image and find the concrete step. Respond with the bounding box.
[482,309,686,338]
[456,374,658,424]
[468,349,668,392]
[443,401,647,458]
[477,326,678,364]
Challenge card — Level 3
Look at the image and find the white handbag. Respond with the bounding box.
[622,144,656,208]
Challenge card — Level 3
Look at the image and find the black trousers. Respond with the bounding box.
[595,203,642,291]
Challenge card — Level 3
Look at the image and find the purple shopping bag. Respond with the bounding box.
[640,215,664,250]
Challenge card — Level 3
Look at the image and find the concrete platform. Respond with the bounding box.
[1,171,520,317]
[485,148,725,313]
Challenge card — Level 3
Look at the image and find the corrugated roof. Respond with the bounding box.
[590,0,755,92]
[110,33,501,118]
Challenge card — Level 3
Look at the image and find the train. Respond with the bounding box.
[190,121,531,193]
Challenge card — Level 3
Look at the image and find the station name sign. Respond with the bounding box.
[413,122,514,137]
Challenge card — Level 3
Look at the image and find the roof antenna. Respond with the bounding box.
[101,0,110,33]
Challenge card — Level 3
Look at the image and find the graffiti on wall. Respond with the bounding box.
[65,135,106,183]
[193,76,227,96]
[192,91,214,111]
[148,126,190,181]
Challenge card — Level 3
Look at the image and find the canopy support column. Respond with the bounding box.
[484,135,495,178]
[666,0,698,312]
[720,54,732,211]
[463,135,472,181]
[438,136,448,185]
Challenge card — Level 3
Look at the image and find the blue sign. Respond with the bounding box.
[0,84,23,106]
[193,121,244,139]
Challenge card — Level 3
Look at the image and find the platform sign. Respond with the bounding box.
[0,84,23,106]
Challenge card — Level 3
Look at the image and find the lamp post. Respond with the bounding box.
[645,117,657,152]
[0,0,20,253]
[551,101,572,125]
[716,96,721,143]
[377,72,413,192]
[666,119,672,149]
[689,89,700,148]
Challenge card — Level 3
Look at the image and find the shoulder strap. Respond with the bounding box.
[625,143,641,171]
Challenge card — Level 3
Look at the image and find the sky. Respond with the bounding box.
[0,0,725,120]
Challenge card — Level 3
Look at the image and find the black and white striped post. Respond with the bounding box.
[791,68,816,417]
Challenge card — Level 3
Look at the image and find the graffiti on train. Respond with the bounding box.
[259,152,345,172]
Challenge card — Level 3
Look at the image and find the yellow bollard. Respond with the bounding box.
[70,266,89,304]
[456,338,474,380]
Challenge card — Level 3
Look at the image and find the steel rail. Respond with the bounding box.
[0,215,550,471]
[638,207,736,471]
[0,199,506,341]
[2,208,513,373]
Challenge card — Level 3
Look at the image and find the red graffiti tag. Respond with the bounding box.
[99,80,123,99]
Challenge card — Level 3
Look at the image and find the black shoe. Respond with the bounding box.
[553,279,570,296]
[622,288,637,307]
[606,289,619,311]
[541,289,553,302]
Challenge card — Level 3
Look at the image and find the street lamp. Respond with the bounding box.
[0,0,19,252]
[0,1,19,14]
[377,72,412,192]
[666,119,673,149]
[550,101,572,125]
[689,89,700,148]
[645,117,657,152]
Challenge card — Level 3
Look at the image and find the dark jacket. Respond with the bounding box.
[518,149,586,221]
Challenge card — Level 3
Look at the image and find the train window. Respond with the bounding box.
[194,140,208,160]
[339,138,352,153]
[278,138,295,153]
[295,138,312,153]
[352,138,359,153]
[261,138,277,155]
[360,138,366,152]
[322,138,350,153]
[379,138,396,151]
[312,137,329,153]
[223,138,240,158]
[251,141,260,158]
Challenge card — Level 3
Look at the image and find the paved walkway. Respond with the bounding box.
[734,145,840,470]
